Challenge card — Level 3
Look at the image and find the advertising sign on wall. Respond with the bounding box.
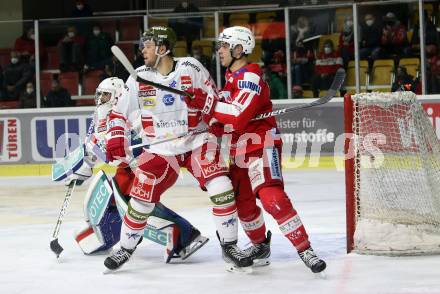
[0,117,21,162]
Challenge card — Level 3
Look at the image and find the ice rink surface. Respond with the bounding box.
[1,169,440,294]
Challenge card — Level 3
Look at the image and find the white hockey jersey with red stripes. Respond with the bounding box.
[109,57,217,156]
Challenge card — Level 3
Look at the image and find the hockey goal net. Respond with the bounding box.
[344,92,440,255]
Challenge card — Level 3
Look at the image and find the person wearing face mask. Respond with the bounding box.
[311,39,343,98]
[360,14,383,65]
[83,24,114,72]
[381,12,411,58]
[14,27,47,67]
[338,16,354,68]
[291,16,314,49]
[58,26,85,72]
[2,51,33,101]
[18,82,36,108]
[43,78,75,108]
[71,0,93,18]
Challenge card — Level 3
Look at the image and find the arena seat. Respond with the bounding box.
[248,40,262,63]
[369,59,394,92]
[191,39,214,57]
[174,41,188,57]
[45,46,60,70]
[0,101,20,109]
[345,60,369,94]
[40,71,54,96]
[399,58,420,78]
[119,18,142,41]
[115,42,135,62]
[83,70,103,95]
[0,48,12,68]
[59,72,79,95]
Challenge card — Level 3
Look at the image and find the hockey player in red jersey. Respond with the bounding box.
[184,26,326,273]
[103,27,253,272]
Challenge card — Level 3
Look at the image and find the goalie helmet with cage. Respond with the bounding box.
[95,77,125,106]
[217,26,255,55]
[139,26,177,54]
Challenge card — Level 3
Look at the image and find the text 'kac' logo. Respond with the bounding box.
[0,117,22,162]
[31,116,93,161]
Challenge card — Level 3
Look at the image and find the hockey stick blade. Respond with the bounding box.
[49,180,77,258]
[253,68,346,121]
[111,45,190,97]
[50,238,63,258]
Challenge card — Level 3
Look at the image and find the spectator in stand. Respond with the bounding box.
[381,12,411,58]
[391,66,416,92]
[263,66,287,100]
[43,79,75,108]
[191,45,212,74]
[292,39,314,88]
[428,48,440,93]
[311,39,342,97]
[291,16,314,51]
[83,24,114,72]
[261,14,286,66]
[58,26,85,72]
[2,51,33,100]
[71,0,93,17]
[410,13,439,58]
[168,1,202,50]
[14,27,47,67]
[360,14,383,67]
[339,16,354,68]
[19,82,36,108]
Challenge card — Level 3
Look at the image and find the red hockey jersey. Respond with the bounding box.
[213,63,281,155]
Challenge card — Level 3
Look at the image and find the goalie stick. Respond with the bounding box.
[50,179,77,258]
[128,69,346,151]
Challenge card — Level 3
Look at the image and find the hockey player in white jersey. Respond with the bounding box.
[104,26,253,272]
[53,77,208,263]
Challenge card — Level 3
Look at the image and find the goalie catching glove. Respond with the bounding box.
[184,88,217,124]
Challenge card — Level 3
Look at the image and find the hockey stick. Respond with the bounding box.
[128,68,345,151]
[253,68,346,120]
[50,179,77,258]
[111,45,191,97]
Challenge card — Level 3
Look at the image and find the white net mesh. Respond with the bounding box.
[352,92,440,255]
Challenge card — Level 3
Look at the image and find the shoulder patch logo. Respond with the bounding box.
[237,80,261,94]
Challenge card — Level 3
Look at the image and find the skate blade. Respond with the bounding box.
[225,263,253,274]
[252,258,270,267]
[314,270,327,279]
[180,236,209,261]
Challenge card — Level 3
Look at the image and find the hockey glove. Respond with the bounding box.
[65,161,93,186]
[106,126,127,162]
[184,88,217,124]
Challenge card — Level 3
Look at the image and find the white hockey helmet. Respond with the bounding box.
[95,77,125,106]
[217,26,255,55]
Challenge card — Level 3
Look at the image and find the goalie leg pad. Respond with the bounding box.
[77,170,122,254]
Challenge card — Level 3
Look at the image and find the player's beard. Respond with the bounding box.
[144,55,159,68]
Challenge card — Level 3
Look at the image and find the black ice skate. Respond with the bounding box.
[298,246,326,274]
[103,247,135,273]
[216,231,253,273]
[244,230,271,267]
[165,227,209,263]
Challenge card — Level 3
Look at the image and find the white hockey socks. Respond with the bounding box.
[206,176,238,243]
[120,198,155,250]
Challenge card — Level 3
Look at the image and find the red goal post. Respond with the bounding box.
[344,92,440,256]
